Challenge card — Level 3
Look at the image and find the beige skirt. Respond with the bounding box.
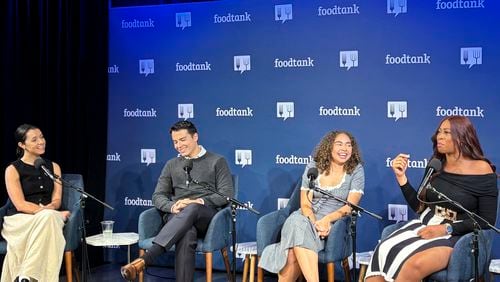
[1,209,66,282]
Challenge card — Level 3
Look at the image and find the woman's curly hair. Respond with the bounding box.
[313,130,362,175]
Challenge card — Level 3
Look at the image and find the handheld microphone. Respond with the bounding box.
[183,159,193,185]
[417,158,442,196]
[34,157,57,181]
[307,167,319,189]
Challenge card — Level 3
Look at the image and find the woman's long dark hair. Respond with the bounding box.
[416,116,495,212]
[15,124,39,158]
[430,116,494,171]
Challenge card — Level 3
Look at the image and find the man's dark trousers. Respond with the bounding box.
[152,204,217,281]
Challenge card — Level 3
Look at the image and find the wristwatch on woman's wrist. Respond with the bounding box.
[445,223,453,235]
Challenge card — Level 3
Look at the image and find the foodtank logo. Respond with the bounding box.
[317,4,360,16]
[176,12,191,30]
[277,102,294,121]
[319,106,361,116]
[178,104,194,120]
[387,0,407,17]
[124,197,154,207]
[388,204,408,222]
[385,155,428,169]
[235,150,252,168]
[274,57,314,68]
[121,18,155,29]
[460,47,482,68]
[339,51,359,70]
[215,107,254,117]
[139,59,154,76]
[175,61,212,72]
[275,154,313,165]
[436,0,485,9]
[106,152,121,162]
[141,149,156,166]
[385,53,431,65]
[275,4,293,23]
[435,106,484,118]
[277,198,290,210]
[123,108,157,118]
[213,12,252,24]
[108,64,119,74]
[234,55,251,74]
[387,101,408,121]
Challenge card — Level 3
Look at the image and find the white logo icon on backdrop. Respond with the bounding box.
[460,47,482,68]
[235,150,252,168]
[387,0,407,17]
[277,102,294,121]
[178,104,194,120]
[139,59,154,76]
[387,101,408,121]
[388,204,408,222]
[176,12,191,30]
[141,149,156,166]
[234,55,251,74]
[339,51,359,70]
[277,198,290,210]
[275,4,293,23]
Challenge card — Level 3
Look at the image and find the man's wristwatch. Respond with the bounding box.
[445,223,453,235]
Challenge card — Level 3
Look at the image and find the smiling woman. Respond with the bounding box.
[2,124,70,282]
[259,130,365,282]
[365,116,498,282]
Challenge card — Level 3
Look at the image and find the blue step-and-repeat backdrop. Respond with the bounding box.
[106,0,500,270]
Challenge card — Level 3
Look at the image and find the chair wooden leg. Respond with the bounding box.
[326,262,335,282]
[257,256,264,282]
[73,252,80,282]
[342,257,351,282]
[205,252,213,282]
[65,250,73,282]
[139,249,145,282]
[221,247,231,281]
[250,255,256,282]
[242,254,249,282]
[257,267,263,282]
[358,265,367,282]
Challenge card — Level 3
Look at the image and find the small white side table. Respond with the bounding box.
[490,259,500,282]
[236,242,257,282]
[86,232,139,263]
[357,251,373,282]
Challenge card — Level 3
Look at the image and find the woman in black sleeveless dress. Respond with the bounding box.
[2,124,71,282]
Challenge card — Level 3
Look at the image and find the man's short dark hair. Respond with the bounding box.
[170,120,198,135]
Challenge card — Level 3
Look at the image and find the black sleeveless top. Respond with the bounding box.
[7,158,55,216]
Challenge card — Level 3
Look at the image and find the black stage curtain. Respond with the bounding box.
[1,0,109,268]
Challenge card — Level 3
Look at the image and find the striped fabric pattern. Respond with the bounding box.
[366,208,452,281]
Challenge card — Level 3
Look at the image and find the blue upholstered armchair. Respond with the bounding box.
[61,173,85,282]
[381,195,499,282]
[0,173,83,282]
[256,180,352,282]
[137,175,238,282]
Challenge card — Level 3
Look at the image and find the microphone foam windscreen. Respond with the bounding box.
[307,167,318,179]
[429,158,442,171]
[34,157,46,170]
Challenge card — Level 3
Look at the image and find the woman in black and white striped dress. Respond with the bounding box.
[366,116,498,282]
